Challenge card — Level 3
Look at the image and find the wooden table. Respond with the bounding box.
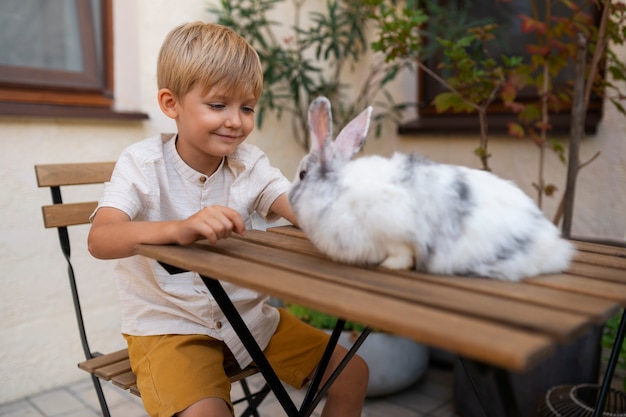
[136,226,626,417]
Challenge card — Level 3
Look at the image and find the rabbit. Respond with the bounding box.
[288,96,575,281]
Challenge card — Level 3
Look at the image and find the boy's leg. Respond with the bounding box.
[263,308,369,417]
[177,398,231,417]
[124,334,235,417]
[316,344,368,417]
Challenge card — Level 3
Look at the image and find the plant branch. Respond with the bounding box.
[583,0,612,109]
[553,151,600,226]
[415,61,482,114]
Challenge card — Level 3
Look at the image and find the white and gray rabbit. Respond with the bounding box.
[288,96,574,281]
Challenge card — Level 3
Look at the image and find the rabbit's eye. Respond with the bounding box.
[299,170,307,180]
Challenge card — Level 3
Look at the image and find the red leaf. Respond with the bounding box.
[500,82,517,103]
[507,122,525,139]
[519,14,546,35]
[526,44,551,56]
[544,184,558,196]
[505,101,525,113]
[535,121,552,132]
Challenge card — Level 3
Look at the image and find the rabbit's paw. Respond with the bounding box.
[379,244,415,270]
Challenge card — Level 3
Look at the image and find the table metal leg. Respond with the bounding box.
[301,318,346,412]
[156,261,371,416]
[201,274,372,417]
[201,275,302,417]
[300,325,372,417]
[593,308,626,417]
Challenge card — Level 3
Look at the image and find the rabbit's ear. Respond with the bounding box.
[308,97,333,154]
[334,106,372,159]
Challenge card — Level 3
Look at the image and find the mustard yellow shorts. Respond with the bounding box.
[123,308,330,417]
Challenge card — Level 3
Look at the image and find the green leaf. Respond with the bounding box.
[433,92,472,113]
[285,303,366,331]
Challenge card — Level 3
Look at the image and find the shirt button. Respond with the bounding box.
[216,321,223,329]
[199,176,207,184]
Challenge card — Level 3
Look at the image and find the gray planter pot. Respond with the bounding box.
[336,331,430,397]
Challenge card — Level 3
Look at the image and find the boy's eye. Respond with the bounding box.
[208,103,225,110]
[242,106,255,114]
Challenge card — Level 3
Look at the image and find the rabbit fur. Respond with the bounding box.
[288,96,574,281]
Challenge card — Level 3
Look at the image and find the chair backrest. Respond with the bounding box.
[35,162,116,360]
[36,162,115,228]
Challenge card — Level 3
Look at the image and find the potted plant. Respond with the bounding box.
[285,304,429,397]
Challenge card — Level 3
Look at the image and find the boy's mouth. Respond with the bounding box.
[215,132,240,141]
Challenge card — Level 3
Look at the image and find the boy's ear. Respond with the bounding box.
[158,88,178,119]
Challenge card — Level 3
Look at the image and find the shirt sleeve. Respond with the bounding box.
[92,149,153,221]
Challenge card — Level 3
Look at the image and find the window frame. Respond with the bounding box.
[399,0,603,136]
[0,0,146,120]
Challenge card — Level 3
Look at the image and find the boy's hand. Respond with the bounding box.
[178,206,246,245]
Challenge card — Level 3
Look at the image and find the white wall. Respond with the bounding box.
[1,0,625,403]
[0,0,206,403]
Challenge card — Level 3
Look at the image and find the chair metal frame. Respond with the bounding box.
[36,162,269,417]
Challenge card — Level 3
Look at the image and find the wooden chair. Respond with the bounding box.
[35,162,270,417]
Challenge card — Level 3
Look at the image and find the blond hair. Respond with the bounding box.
[157,22,263,99]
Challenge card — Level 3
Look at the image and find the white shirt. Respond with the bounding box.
[94,133,291,367]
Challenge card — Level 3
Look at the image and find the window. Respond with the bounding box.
[0,0,146,119]
[399,0,602,135]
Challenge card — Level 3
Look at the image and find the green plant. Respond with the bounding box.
[365,0,626,233]
[209,0,415,151]
[507,0,626,214]
[602,311,626,391]
[366,0,524,171]
[285,303,367,331]
[433,26,523,171]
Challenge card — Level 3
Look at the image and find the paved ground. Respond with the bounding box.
[0,361,459,417]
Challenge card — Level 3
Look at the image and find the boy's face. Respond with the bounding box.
[172,84,257,174]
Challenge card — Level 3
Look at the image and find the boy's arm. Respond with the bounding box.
[269,193,299,227]
[88,206,246,260]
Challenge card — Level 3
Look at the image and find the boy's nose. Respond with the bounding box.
[224,109,242,128]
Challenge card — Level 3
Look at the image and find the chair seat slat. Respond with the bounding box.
[78,349,129,373]
[78,348,261,397]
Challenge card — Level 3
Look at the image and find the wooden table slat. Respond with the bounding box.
[264,225,307,238]
[568,261,626,284]
[244,230,620,323]
[396,271,619,324]
[573,251,626,270]
[526,274,626,304]
[135,226,626,373]
[136,242,554,371]
[247,228,321,256]
[205,238,590,341]
[574,240,626,257]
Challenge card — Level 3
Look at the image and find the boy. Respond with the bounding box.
[88,21,368,417]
